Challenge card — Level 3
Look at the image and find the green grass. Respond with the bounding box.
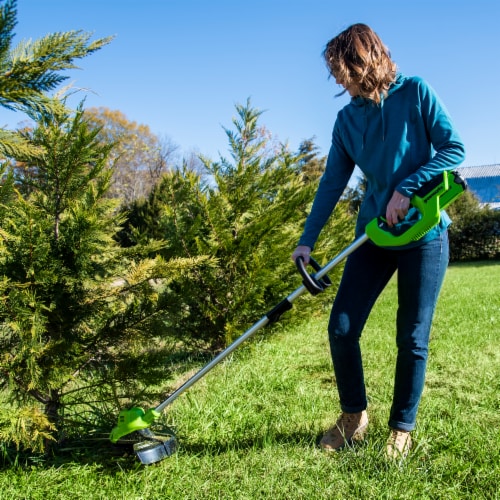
[1,261,499,499]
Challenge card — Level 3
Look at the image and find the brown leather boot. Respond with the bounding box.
[385,429,412,460]
[320,410,368,451]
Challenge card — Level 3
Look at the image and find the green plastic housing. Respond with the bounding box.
[365,170,466,247]
[109,407,161,443]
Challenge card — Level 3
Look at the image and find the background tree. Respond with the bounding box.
[120,100,355,348]
[341,171,367,215]
[296,138,326,182]
[84,107,179,203]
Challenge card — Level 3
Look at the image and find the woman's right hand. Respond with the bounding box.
[291,245,312,265]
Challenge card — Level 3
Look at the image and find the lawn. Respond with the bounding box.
[1,261,499,499]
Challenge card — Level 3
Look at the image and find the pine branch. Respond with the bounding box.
[7,31,113,84]
[0,0,16,59]
[0,0,113,114]
[0,128,44,157]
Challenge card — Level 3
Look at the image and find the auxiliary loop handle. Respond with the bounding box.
[295,256,332,296]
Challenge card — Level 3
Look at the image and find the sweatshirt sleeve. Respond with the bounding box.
[298,123,355,249]
[396,78,466,197]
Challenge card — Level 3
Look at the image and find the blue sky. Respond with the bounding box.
[4,0,500,168]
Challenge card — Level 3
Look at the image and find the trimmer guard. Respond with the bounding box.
[109,407,160,443]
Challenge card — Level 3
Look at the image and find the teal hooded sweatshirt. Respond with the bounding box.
[298,73,466,250]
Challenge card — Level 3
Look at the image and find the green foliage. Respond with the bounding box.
[447,190,500,261]
[296,138,326,183]
[0,105,207,451]
[0,160,15,210]
[122,100,355,347]
[0,0,113,157]
[0,404,55,453]
[341,170,367,215]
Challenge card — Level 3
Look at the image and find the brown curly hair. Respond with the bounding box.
[323,23,397,103]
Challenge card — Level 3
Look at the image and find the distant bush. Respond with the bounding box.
[447,190,500,261]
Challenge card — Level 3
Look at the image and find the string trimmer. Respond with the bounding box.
[109,170,467,464]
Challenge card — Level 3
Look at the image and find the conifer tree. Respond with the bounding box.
[0,1,209,452]
[0,104,207,452]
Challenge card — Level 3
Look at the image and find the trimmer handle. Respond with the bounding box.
[295,256,332,295]
[365,170,467,247]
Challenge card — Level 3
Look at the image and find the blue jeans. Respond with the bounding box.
[328,231,449,432]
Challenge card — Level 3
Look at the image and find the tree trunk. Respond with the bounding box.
[43,389,61,454]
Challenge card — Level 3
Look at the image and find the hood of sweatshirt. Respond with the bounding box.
[351,72,407,107]
[350,73,407,145]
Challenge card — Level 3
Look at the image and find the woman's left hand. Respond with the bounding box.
[385,191,411,227]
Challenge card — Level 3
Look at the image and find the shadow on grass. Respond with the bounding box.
[0,438,143,472]
[178,428,322,456]
[0,426,329,472]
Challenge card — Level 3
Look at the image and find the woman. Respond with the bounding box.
[292,23,465,458]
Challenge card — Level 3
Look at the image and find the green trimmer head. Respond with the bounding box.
[110,407,177,464]
[109,406,160,443]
